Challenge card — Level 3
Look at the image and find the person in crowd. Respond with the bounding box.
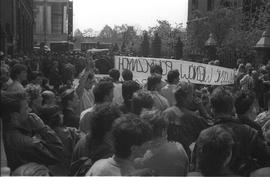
[62,89,80,128]
[240,64,254,91]
[255,91,270,128]
[41,77,54,91]
[194,126,236,176]
[163,82,209,158]
[75,58,96,113]
[49,60,61,91]
[12,162,51,176]
[72,103,121,166]
[109,68,124,105]
[41,90,57,107]
[0,66,11,92]
[1,92,64,171]
[160,69,179,106]
[1,117,10,176]
[122,69,133,81]
[147,75,169,111]
[131,90,154,115]
[234,90,262,136]
[119,80,141,114]
[85,114,153,176]
[25,85,43,115]
[79,80,114,133]
[197,87,270,176]
[7,64,27,92]
[149,64,166,88]
[27,71,43,91]
[135,110,189,176]
[39,105,81,175]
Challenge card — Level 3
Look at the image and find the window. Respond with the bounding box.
[207,0,214,11]
[51,3,63,34]
[192,0,199,10]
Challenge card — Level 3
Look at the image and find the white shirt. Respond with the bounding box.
[112,82,123,106]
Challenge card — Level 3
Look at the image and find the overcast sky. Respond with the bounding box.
[73,0,188,32]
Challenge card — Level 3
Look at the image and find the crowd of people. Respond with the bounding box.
[1,51,270,176]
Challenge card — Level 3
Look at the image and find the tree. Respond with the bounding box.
[152,33,162,58]
[174,37,184,59]
[113,43,119,53]
[99,25,114,39]
[141,31,150,57]
[74,29,83,38]
[82,28,95,37]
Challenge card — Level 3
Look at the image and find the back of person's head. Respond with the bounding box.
[41,90,55,105]
[31,71,43,83]
[235,91,255,116]
[122,69,133,81]
[147,75,162,91]
[210,87,234,116]
[167,70,179,84]
[141,110,167,138]
[112,114,153,159]
[150,64,163,75]
[174,82,194,105]
[109,69,120,82]
[90,103,121,142]
[0,92,28,123]
[196,126,234,176]
[131,90,154,115]
[39,105,62,128]
[10,64,27,80]
[12,162,50,176]
[25,85,42,107]
[122,80,140,102]
[93,80,114,104]
[61,89,75,108]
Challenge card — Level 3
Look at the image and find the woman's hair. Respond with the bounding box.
[131,90,154,115]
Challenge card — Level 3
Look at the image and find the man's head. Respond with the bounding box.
[196,126,234,176]
[112,114,153,159]
[235,91,257,120]
[61,89,79,109]
[109,69,120,82]
[122,69,133,81]
[147,75,162,91]
[41,90,56,106]
[0,92,29,123]
[131,90,154,115]
[31,71,43,85]
[174,82,194,107]
[210,87,234,116]
[150,64,163,76]
[122,81,140,102]
[167,70,179,85]
[10,64,27,82]
[93,80,114,104]
[90,103,121,140]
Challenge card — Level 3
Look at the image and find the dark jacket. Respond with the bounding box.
[208,116,270,175]
[238,115,263,138]
[63,108,79,128]
[3,122,64,171]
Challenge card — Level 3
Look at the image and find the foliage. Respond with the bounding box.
[174,37,183,59]
[151,33,162,58]
[141,31,150,57]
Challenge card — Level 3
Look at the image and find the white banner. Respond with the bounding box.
[114,56,235,85]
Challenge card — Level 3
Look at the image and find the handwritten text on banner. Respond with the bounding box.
[114,56,235,85]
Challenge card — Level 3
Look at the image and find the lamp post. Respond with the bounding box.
[254,1,270,65]
[205,33,217,61]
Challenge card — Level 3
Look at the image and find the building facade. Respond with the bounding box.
[33,0,73,45]
[188,0,263,23]
[0,0,34,55]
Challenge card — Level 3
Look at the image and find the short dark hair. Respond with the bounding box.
[122,69,133,81]
[112,114,153,159]
[147,75,161,91]
[61,89,75,108]
[141,110,167,137]
[122,81,140,101]
[235,91,255,115]
[10,64,27,80]
[93,80,114,104]
[150,64,163,75]
[196,126,234,176]
[39,105,62,128]
[109,69,120,82]
[131,90,154,115]
[90,103,121,143]
[0,92,28,122]
[210,87,234,115]
[167,70,179,84]
[174,82,194,105]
